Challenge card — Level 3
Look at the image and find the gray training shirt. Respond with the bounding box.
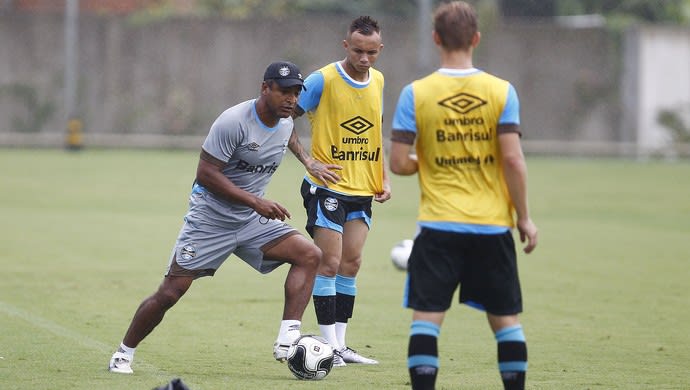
[191,99,293,226]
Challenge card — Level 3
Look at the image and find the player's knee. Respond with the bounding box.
[302,244,322,269]
[318,257,341,276]
[339,256,362,274]
[154,286,185,309]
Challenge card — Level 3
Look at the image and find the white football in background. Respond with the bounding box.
[390,239,414,270]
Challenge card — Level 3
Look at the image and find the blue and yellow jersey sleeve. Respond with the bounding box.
[298,71,325,113]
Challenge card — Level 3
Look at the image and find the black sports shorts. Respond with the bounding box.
[300,179,372,237]
[405,227,523,315]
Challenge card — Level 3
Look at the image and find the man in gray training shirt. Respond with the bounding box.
[109,61,321,374]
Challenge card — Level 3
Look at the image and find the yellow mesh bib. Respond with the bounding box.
[412,71,515,227]
[306,64,385,195]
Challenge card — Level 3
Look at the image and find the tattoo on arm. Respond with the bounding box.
[288,131,310,164]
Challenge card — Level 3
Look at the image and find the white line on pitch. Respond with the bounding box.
[0,300,171,377]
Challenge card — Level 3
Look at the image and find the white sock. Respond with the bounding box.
[277,320,301,344]
[119,342,135,357]
[319,324,341,351]
[335,322,347,349]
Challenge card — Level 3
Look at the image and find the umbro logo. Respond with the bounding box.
[438,93,487,114]
[340,116,373,135]
[248,142,260,151]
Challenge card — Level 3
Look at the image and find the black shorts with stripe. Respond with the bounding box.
[405,227,523,315]
[300,179,372,237]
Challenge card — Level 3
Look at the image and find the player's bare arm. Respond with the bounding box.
[497,131,538,253]
[374,152,392,203]
[287,129,342,187]
[389,130,418,175]
[196,149,291,220]
[372,113,392,203]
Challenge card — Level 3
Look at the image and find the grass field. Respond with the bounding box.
[1,148,689,390]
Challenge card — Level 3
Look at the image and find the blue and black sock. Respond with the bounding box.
[408,320,439,390]
[495,324,527,390]
[335,274,356,322]
[312,275,336,324]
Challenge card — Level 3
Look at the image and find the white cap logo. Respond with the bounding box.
[279,66,290,77]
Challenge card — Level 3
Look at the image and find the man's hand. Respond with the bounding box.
[516,218,538,254]
[305,159,342,187]
[374,181,391,203]
[253,198,291,221]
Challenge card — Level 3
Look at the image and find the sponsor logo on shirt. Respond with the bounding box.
[340,116,373,135]
[434,154,495,167]
[330,146,381,161]
[235,159,278,174]
[438,92,487,114]
[436,128,492,142]
[330,116,380,161]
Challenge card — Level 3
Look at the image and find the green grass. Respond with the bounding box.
[1,149,689,389]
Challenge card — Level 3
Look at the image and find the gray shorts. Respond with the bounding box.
[166,210,299,278]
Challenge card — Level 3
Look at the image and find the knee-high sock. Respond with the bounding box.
[335,274,356,347]
[495,324,527,390]
[312,275,339,349]
[408,320,439,390]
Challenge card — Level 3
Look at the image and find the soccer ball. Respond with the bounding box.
[390,239,414,270]
[286,335,334,380]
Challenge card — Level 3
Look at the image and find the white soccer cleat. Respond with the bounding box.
[108,351,134,374]
[339,346,378,364]
[274,324,301,362]
[332,349,347,367]
[273,341,291,362]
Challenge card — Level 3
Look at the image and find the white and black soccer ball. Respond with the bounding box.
[390,239,414,270]
[286,335,334,380]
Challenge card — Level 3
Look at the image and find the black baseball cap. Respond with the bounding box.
[263,61,306,90]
